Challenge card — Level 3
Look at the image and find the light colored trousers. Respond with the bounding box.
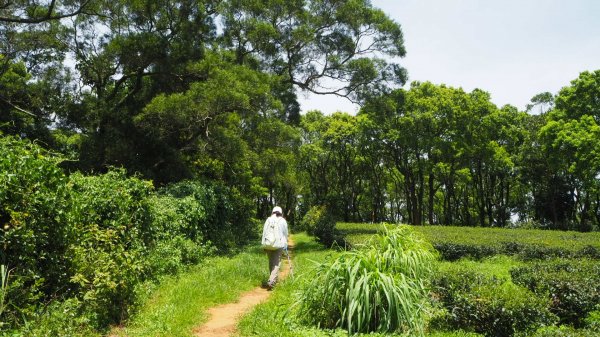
[265,248,283,286]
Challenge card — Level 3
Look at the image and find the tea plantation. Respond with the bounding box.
[338,223,600,336]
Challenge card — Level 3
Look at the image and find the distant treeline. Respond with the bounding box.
[301,74,600,232]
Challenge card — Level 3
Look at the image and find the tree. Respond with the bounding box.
[533,70,600,230]
[526,92,554,114]
[220,0,408,122]
[555,70,600,123]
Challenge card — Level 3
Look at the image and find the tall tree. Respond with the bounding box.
[220,0,408,122]
[533,70,600,230]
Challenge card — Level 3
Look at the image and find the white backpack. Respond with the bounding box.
[262,216,283,250]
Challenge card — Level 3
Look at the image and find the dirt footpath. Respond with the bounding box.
[192,241,294,337]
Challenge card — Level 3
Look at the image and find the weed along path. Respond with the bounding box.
[192,239,295,337]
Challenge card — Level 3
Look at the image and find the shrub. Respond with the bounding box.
[160,180,255,252]
[510,259,600,327]
[301,205,342,248]
[433,243,497,261]
[0,136,72,324]
[586,308,600,332]
[297,225,436,335]
[6,298,96,337]
[433,266,557,336]
[410,226,600,261]
[0,136,253,334]
[529,325,600,337]
[145,235,213,276]
[144,193,214,277]
[67,170,153,327]
[299,205,323,235]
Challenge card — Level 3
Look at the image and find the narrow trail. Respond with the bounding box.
[192,239,295,337]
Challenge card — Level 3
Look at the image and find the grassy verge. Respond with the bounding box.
[109,246,266,337]
[237,232,428,337]
[236,232,344,336]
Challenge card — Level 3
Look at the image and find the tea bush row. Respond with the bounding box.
[337,223,600,261]
[431,258,600,336]
[511,259,600,327]
[431,265,557,336]
[416,226,600,261]
[432,242,600,261]
[0,136,255,334]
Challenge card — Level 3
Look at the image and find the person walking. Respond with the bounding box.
[261,206,288,290]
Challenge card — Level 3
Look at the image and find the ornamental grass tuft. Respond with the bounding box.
[296,225,437,335]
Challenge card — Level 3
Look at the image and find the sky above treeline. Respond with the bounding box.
[299,0,600,114]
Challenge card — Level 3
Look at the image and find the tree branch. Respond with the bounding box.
[0,0,93,24]
[0,94,36,117]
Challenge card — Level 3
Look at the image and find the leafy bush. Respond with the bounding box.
[0,136,72,324]
[433,266,557,336]
[432,242,586,261]
[297,225,436,335]
[339,224,600,261]
[586,308,600,332]
[67,170,153,327]
[160,180,256,252]
[510,259,600,327]
[0,136,258,334]
[4,298,96,337]
[529,325,600,337]
[299,205,324,235]
[144,194,214,277]
[145,235,213,276]
[433,243,497,261]
[301,205,342,248]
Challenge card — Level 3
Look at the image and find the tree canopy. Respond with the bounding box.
[1,1,599,230]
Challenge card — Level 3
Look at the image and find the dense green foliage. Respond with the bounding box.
[301,73,600,230]
[297,226,436,335]
[0,136,72,323]
[339,223,600,260]
[299,205,343,248]
[433,262,557,336]
[0,137,255,334]
[1,0,406,224]
[338,223,600,336]
[511,259,600,327]
[1,0,599,230]
[2,0,600,335]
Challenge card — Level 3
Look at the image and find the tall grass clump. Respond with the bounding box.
[0,265,8,322]
[296,225,437,335]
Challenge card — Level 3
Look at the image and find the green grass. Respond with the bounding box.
[237,232,429,337]
[110,246,266,337]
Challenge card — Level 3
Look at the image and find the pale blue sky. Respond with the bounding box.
[299,0,600,114]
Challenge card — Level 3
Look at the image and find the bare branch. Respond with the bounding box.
[0,94,36,117]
